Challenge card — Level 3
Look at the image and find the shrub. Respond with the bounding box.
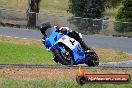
[114,0,132,32]
[68,0,106,34]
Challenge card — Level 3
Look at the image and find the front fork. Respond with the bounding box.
[52,45,66,63]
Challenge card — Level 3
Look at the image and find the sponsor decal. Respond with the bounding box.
[62,37,66,41]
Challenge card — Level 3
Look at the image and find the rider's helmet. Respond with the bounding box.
[55,26,70,34]
[40,21,51,36]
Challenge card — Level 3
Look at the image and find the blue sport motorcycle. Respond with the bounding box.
[40,22,99,66]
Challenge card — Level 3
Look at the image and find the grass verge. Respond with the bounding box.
[0,36,132,64]
[0,68,132,88]
[0,36,54,65]
[0,76,131,88]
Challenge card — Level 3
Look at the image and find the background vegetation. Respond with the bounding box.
[0,0,120,17]
[0,0,69,14]
[68,0,106,18]
[115,0,132,32]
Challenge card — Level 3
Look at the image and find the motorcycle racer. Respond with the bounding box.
[40,22,99,66]
[55,26,93,53]
[40,22,92,53]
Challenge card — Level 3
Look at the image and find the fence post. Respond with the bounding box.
[27,0,41,28]
[27,12,37,27]
[102,20,104,31]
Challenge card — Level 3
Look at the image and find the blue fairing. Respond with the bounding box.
[72,44,90,64]
[45,33,57,48]
[43,27,91,65]
[45,28,64,48]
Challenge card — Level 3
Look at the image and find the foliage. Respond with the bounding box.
[68,0,106,18]
[105,0,121,8]
[68,0,106,34]
[114,0,132,32]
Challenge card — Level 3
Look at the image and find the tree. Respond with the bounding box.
[68,0,106,34]
[114,0,132,32]
[68,0,106,18]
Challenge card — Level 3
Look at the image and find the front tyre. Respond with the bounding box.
[53,49,72,65]
[86,49,99,66]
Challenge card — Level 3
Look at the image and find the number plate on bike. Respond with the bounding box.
[56,35,79,50]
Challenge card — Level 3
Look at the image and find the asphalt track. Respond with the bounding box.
[0,63,132,69]
[0,27,132,68]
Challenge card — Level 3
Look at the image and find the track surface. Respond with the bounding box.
[0,64,132,70]
[0,58,132,69]
[0,27,132,54]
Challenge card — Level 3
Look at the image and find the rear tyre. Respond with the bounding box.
[53,49,72,65]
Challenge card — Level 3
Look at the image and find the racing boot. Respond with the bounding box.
[79,40,92,52]
[79,40,96,59]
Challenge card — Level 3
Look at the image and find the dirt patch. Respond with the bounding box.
[0,36,43,47]
[0,18,27,28]
[0,18,27,25]
[94,48,132,62]
[0,68,132,81]
[0,68,77,80]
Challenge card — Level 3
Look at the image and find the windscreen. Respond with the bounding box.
[46,27,55,37]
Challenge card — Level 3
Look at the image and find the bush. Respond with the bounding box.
[68,0,106,18]
[68,0,106,34]
[115,0,132,32]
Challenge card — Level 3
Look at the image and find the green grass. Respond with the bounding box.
[0,42,54,65]
[0,36,132,64]
[0,74,132,88]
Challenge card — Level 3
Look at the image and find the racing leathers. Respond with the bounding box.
[55,26,91,52]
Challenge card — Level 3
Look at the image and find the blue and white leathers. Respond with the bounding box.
[42,26,91,65]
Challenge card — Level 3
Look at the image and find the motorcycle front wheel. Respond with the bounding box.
[53,49,73,65]
[85,49,99,66]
